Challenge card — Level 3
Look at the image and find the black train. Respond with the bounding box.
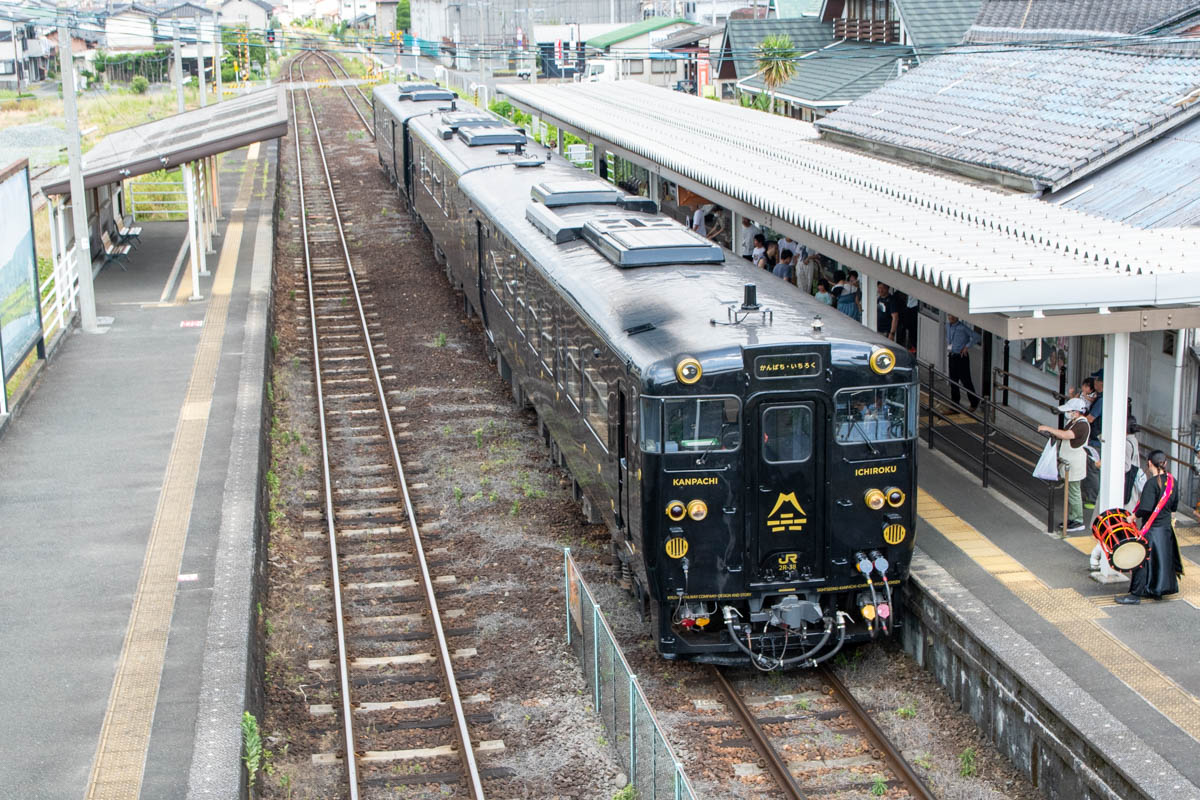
[373,83,917,669]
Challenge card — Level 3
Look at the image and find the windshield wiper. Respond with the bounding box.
[850,418,881,457]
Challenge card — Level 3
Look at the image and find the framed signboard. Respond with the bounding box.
[0,158,43,382]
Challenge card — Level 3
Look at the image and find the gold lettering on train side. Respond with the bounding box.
[766,492,807,533]
[671,476,720,487]
[777,553,798,569]
[682,592,753,600]
[854,464,899,477]
[817,579,901,593]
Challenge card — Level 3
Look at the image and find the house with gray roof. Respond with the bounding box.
[965,0,1200,42]
[716,0,981,118]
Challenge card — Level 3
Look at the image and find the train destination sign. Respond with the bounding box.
[753,354,822,379]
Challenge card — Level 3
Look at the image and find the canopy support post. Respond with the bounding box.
[1098,332,1129,512]
[184,162,203,301]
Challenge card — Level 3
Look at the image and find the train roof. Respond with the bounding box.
[372,83,460,123]
[399,93,907,386]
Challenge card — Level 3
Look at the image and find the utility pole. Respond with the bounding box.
[172,20,184,112]
[10,18,20,95]
[198,15,207,107]
[58,19,99,333]
[213,11,222,101]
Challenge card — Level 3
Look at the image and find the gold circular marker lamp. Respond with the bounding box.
[864,488,886,511]
[885,487,906,507]
[869,347,895,375]
[687,499,708,521]
[666,500,687,521]
[675,357,702,385]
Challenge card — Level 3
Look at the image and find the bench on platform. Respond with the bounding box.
[100,229,131,271]
[117,215,142,247]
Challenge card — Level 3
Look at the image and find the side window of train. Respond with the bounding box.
[539,298,554,376]
[515,260,529,336]
[526,285,540,357]
[487,249,503,304]
[565,343,582,408]
[583,351,609,450]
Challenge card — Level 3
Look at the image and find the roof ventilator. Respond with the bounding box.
[582,216,725,268]
[397,83,456,102]
[458,127,527,147]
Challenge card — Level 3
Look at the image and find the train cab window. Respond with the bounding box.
[640,396,740,453]
[762,405,813,463]
[834,385,915,445]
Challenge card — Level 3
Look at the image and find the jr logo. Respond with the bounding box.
[766,492,807,533]
[777,553,798,568]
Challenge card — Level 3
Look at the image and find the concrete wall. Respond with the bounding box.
[903,552,1191,800]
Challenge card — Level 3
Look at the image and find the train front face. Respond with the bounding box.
[641,341,917,669]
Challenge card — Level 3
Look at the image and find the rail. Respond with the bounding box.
[819,667,936,800]
[711,667,805,799]
[563,549,699,800]
[921,361,1062,532]
[309,48,373,134]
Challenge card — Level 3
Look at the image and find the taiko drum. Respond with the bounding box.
[1091,508,1148,572]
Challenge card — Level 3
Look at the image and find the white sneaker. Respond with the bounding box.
[1066,521,1087,532]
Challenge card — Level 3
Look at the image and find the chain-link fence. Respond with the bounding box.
[563,549,698,800]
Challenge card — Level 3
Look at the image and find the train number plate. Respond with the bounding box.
[753,354,822,379]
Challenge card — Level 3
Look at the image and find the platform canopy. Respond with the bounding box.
[499,81,1200,339]
[42,86,288,196]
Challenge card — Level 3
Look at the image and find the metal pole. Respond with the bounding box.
[214,11,222,101]
[172,21,185,113]
[184,163,202,300]
[198,15,207,107]
[59,21,99,333]
[1098,332,1130,511]
[11,19,20,95]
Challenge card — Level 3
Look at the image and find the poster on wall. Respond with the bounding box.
[0,159,43,381]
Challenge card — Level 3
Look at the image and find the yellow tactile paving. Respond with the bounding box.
[84,153,260,800]
[918,489,1200,744]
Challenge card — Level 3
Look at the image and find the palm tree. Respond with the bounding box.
[755,34,798,115]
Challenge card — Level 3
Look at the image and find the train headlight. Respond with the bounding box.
[885,487,906,507]
[687,499,708,521]
[666,500,687,521]
[675,357,702,385]
[869,347,895,375]
[864,488,886,510]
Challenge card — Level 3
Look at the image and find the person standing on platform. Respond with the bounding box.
[1083,372,1105,511]
[773,249,795,283]
[876,283,899,341]
[945,315,980,412]
[1038,397,1090,533]
[1116,450,1183,604]
[740,218,762,261]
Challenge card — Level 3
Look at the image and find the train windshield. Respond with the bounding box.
[640,396,741,453]
[834,385,915,445]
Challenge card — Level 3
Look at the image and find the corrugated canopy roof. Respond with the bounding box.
[43,86,287,196]
[498,81,1200,327]
[815,48,1200,191]
[657,24,723,50]
[741,41,913,107]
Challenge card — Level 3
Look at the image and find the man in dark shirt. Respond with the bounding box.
[876,283,898,341]
[1083,372,1104,508]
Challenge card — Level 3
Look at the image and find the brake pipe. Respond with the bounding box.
[874,553,894,636]
[722,606,833,670]
[857,555,881,639]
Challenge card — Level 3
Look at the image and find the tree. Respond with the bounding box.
[396,0,411,32]
[755,34,797,114]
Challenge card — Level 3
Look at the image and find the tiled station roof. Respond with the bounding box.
[498,81,1199,320]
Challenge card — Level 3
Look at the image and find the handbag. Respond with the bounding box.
[1033,438,1060,481]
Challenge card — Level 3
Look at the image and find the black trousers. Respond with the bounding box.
[948,352,977,409]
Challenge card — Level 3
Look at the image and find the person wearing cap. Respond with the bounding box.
[1038,397,1091,532]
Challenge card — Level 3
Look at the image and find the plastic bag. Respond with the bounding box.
[1033,438,1059,481]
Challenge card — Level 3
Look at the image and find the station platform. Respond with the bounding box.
[0,142,275,799]
[914,443,1200,798]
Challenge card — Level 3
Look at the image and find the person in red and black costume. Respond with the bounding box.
[1116,450,1184,605]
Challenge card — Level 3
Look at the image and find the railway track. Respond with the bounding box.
[288,49,490,798]
[711,665,936,799]
[309,47,373,133]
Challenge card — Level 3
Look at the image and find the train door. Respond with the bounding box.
[617,388,628,533]
[402,125,414,202]
[475,220,490,332]
[389,119,399,185]
[748,400,825,582]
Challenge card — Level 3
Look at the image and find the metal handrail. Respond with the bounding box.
[921,361,1061,532]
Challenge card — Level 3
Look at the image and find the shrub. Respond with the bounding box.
[130,75,149,94]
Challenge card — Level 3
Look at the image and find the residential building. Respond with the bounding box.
[584,17,696,87]
[221,0,275,30]
[376,0,398,38]
[656,23,722,93]
[103,4,158,52]
[411,0,640,49]
[716,0,981,117]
